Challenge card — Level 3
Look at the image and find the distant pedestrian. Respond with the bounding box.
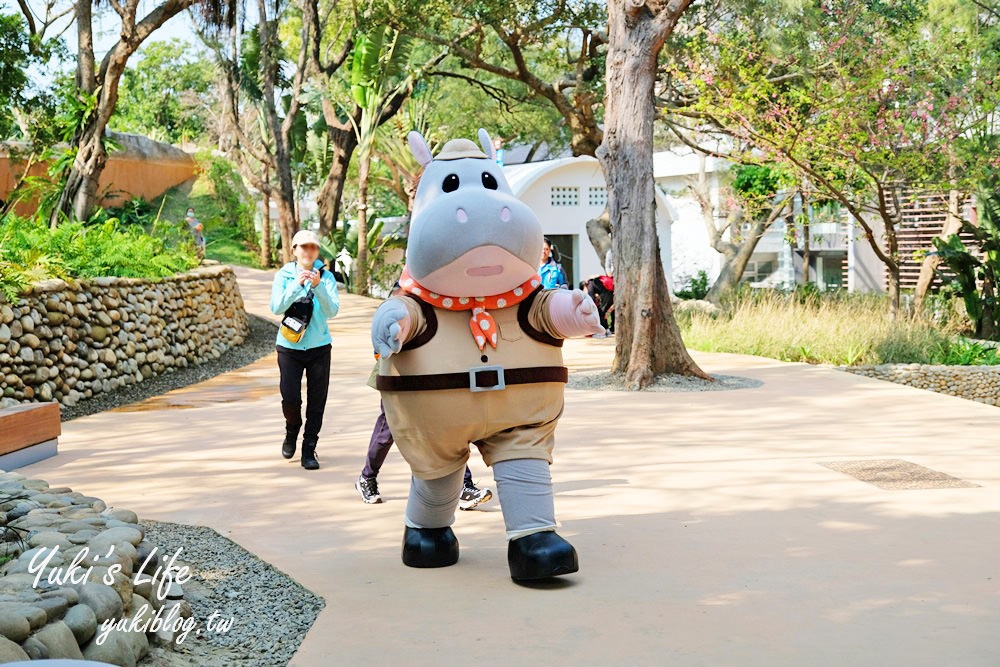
[185,207,206,259]
[539,237,568,289]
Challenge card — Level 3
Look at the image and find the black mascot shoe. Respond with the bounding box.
[402,526,459,568]
[508,531,579,581]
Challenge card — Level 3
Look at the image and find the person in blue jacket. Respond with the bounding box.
[270,230,340,470]
[538,237,568,289]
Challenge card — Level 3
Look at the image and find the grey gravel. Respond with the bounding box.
[60,315,278,422]
[139,520,324,667]
[567,370,763,392]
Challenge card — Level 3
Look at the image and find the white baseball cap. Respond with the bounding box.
[292,230,321,247]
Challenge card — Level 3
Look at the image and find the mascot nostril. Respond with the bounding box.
[371,127,605,583]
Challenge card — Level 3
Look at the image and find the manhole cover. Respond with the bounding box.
[821,459,980,490]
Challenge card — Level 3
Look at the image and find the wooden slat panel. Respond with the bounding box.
[881,188,980,291]
[0,402,61,455]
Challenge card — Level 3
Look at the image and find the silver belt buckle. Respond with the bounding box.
[469,365,506,392]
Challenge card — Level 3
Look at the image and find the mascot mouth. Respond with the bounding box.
[466,265,504,277]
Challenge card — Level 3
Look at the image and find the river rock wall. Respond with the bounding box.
[0,265,249,409]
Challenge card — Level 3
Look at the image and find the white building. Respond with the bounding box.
[502,149,883,296]
[652,151,726,289]
[503,156,676,288]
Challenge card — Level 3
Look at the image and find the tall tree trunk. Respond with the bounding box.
[882,185,904,319]
[887,266,901,321]
[597,0,706,388]
[50,124,107,226]
[885,213,901,320]
[275,196,297,264]
[257,1,298,263]
[261,163,272,267]
[802,214,811,286]
[981,274,998,340]
[52,46,129,225]
[355,146,372,296]
[316,121,358,237]
[75,0,95,94]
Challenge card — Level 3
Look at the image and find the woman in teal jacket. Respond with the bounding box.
[270,230,340,470]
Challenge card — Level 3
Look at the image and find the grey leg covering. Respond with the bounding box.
[493,459,557,541]
[404,467,465,529]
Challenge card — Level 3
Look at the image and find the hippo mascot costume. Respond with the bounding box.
[370,129,604,582]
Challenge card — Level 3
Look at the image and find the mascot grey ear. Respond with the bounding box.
[477,128,496,161]
[408,131,433,167]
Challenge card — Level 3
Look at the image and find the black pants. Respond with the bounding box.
[277,344,331,442]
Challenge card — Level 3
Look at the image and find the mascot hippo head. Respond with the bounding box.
[405,129,542,298]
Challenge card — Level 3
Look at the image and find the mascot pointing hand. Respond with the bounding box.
[371,128,605,582]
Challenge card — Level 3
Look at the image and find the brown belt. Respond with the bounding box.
[376,365,568,392]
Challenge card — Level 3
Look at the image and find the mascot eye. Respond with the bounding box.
[442,174,460,192]
[481,172,499,190]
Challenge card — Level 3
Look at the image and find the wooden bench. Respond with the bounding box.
[0,402,60,470]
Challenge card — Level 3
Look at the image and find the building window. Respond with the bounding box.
[741,260,775,283]
[551,186,579,207]
[588,186,607,207]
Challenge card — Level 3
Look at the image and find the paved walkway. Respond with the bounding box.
[19,267,1000,666]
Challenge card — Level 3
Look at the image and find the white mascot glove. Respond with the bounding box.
[547,289,605,338]
[371,299,411,359]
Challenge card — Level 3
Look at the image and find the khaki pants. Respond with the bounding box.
[381,383,565,480]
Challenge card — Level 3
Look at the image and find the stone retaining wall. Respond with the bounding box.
[0,265,249,409]
[844,364,1000,406]
[0,471,190,663]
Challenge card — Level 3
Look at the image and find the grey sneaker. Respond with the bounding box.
[458,484,493,510]
[356,475,382,504]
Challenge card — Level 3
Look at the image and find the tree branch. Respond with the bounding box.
[429,71,515,113]
[970,0,1000,21]
[16,0,37,37]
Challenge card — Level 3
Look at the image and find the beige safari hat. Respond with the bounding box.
[435,138,487,161]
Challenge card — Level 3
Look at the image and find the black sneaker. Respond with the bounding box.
[356,475,382,504]
[458,484,492,510]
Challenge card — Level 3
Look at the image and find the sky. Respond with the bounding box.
[4,0,205,86]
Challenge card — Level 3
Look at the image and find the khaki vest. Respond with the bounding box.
[379,290,563,382]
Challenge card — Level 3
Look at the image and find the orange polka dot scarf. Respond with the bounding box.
[398,266,541,351]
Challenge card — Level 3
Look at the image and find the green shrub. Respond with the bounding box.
[103,196,160,228]
[929,339,1000,365]
[674,270,710,300]
[0,214,198,301]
